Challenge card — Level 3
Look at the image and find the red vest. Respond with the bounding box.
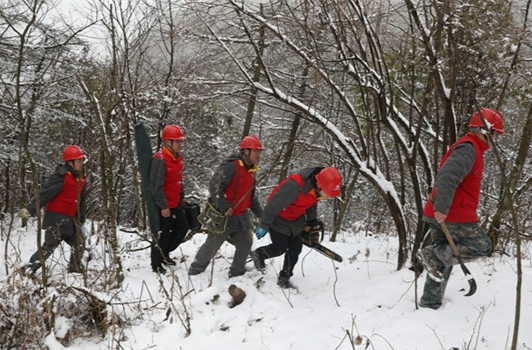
[46,172,86,217]
[223,160,255,215]
[153,147,184,208]
[268,173,318,221]
[424,133,489,222]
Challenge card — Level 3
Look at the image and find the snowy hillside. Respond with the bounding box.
[2,219,531,350]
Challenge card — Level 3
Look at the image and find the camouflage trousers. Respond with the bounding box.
[419,222,492,309]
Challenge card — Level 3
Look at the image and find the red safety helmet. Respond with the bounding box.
[468,108,504,134]
[316,167,342,197]
[240,135,264,150]
[162,125,186,140]
[63,145,85,162]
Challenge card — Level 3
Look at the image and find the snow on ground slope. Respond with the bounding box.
[2,221,531,350]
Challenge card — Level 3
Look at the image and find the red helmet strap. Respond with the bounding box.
[241,148,256,166]
[164,139,182,155]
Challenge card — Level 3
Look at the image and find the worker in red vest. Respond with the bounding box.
[417,108,504,309]
[189,136,263,278]
[149,125,189,274]
[251,167,342,288]
[19,145,88,273]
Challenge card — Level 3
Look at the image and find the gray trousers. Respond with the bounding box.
[189,213,252,276]
[420,222,491,308]
[30,217,85,273]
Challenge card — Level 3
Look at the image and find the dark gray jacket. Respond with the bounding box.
[209,153,262,218]
[149,152,185,210]
[423,142,477,226]
[259,167,320,236]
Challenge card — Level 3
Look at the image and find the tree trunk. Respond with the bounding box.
[488,105,532,250]
[331,169,358,242]
[242,4,265,138]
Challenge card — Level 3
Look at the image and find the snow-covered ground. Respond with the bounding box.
[2,219,531,350]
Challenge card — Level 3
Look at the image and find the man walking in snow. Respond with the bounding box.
[189,136,263,278]
[417,108,504,309]
[19,145,88,274]
[149,125,189,274]
[251,167,342,288]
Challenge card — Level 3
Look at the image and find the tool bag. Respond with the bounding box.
[198,161,245,234]
[197,198,229,234]
[183,202,202,230]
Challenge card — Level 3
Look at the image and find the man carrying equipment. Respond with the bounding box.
[251,167,342,288]
[417,108,504,309]
[149,125,189,274]
[189,136,263,278]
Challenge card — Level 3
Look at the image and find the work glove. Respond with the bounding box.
[18,208,31,219]
[254,226,267,239]
[81,225,89,239]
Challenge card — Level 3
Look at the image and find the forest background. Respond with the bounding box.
[1,0,532,348]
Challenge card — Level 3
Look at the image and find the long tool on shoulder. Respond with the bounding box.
[429,195,477,296]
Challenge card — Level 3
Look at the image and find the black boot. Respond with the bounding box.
[277,276,295,289]
[250,250,265,273]
[162,257,177,266]
[152,265,167,275]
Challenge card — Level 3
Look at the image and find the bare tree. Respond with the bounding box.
[180,0,530,270]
